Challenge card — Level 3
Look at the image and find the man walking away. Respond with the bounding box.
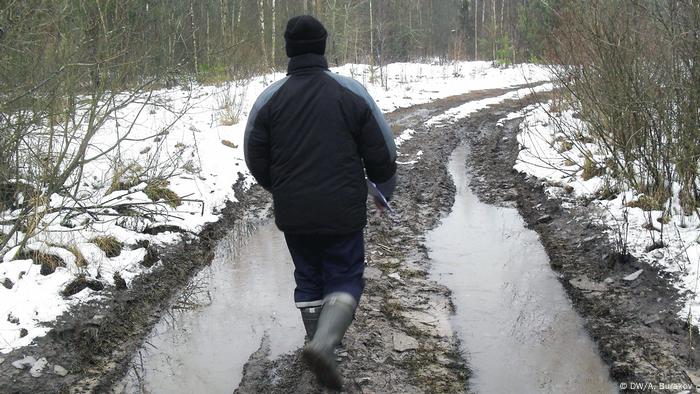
[244,15,397,390]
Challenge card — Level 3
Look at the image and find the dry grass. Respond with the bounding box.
[144,180,181,208]
[555,137,574,153]
[91,236,124,258]
[626,195,664,212]
[216,86,245,126]
[106,163,142,195]
[67,244,87,267]
[581,157,603,181]
[35,252,65,275]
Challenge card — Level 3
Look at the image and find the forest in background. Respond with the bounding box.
[0,0,559,90]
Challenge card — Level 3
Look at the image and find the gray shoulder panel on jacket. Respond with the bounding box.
[324,71,397,160]
[243,76,290,169]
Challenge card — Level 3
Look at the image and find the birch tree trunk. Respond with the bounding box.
[481,0,485,25]
[190,0,199,74]
[474,0,478,60]
[330,0,337,61]
[231,0,236,42]
[369,0,374,65]
[259,0,268,69]
[343,2,350,62]
[206,6,211,66]
[220,0,226,41]
[271,0,276,68]
[500,0,505,35]
[492,0,496,60]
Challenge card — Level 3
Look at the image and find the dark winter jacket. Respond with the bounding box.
[244,54,397,234]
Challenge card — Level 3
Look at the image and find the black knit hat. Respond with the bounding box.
[284,15,327,58]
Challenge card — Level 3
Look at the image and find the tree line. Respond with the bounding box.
[0,0,559,88]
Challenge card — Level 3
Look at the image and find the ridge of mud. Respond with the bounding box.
[463,97,699,393]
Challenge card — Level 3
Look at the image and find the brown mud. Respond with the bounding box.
[2,83,696,394]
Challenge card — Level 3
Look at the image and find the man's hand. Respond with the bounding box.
[373,196,386,215]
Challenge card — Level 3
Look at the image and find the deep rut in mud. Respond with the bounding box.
[427,143,616,393]
[117,222,302,393]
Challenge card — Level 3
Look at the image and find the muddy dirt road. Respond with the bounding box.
[4,85,697,394]
[114,85,653,394]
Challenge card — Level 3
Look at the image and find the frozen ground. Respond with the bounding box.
[511,102,700,325]
[0,61,550,354]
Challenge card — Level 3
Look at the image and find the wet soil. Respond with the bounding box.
[4,82,697,394]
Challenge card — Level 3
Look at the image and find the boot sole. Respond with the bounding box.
[302,346,343,391]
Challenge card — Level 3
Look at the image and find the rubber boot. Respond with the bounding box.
[302,292,356,391]
[299,305,322,340]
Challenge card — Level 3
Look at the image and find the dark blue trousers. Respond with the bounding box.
[284,231,365,307]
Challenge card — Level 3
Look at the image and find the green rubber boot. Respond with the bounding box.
[299,305,322,340]
[302,292,356,391]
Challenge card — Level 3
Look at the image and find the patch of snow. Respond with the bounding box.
[426,84,554,127]
[395,129,416,147]
[623,270,644,281]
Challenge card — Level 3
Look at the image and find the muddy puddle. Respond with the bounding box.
[427,144,618,394]
[117,222,303,394]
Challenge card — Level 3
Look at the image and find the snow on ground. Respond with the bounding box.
[394,129,416,147]
[337,61,550,113]
[0,60,550,354]
[510,102,700,324]
[426,83,554,127]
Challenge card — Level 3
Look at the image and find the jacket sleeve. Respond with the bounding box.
[356,89,398,200]
[243,97,272,191]
[243,77,289,191]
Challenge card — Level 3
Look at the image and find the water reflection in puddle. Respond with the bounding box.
[119,222,303,394]
[427,144,618,394]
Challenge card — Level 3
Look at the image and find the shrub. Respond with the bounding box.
[548,0,699,215]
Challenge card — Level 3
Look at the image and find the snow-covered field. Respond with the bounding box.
[0,61,550,354]
[511,103,700,324]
